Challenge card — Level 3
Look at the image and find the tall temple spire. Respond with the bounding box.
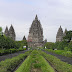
[60,25,61,28]
[59,25,62,30]
[65,28,67,32]
[9,25,16,40]
[23,35,26,40]
[28,15,43,48]
[56,26,63,42]
[4,25,16,41]
[9,25,14,33]
[4,26,9,37]
[35,14,38,20]
[63,28,67,36]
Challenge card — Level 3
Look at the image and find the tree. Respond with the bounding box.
[0,27,3,36]
[63,30,72,42]
[55,41,68,50]
[44,42,55,49]
[0,35,17,49]
[20,40,28,48]
[0,27,2,32]
[68,41,72,51]
[15,40,28,49]
[5,37,16,49]
[0,35,6,49]
[54,42,60,49]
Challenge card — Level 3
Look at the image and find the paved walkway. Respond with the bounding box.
[0,50,28,62]
[43,50,72,65]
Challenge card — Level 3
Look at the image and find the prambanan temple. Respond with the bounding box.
[56,26,67,42]
[4,25,16,41]
[4,15,67,48]
[28,15,46,48]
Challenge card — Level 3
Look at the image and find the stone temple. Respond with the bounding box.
[28,15,44,48]
[23,35,26,40]
[56,26,67,42]
[4,25,16,41]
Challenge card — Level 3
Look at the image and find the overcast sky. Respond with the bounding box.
[0,0,72,42]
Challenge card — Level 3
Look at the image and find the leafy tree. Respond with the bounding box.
[15,41,21,49]
[63,30,72,42]
[55,41,68,50]
[54,42,60,49]
[0,35,6,49]
[0,27,27,49]
[68,41,72,51]
[0,27,3,35]
[64,47,69,51]
[15,40,28,49]
[0,27,2,32]
[0,35,17,49]
[5,37,16,49]
[44,42,55,49]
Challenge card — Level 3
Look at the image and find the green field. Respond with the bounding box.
[15,50,72,72]
[0,50,72,72]
[45,49,72,58]
[16,50,55,72]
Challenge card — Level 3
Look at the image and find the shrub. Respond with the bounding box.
[16,50,55,72]
[0,50,32,72]
[40,50,72,72]
[44,42,55,49]
[45,49,72,58]
[64,47,69,51]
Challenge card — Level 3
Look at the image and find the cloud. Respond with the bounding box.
[60,0,72,6]
[0,0,72,42]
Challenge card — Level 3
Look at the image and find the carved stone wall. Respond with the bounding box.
[28,15,44,48]
[4,25,16,41]
[56,26,67,42]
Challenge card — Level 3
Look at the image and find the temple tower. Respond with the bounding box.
[23,35,26,40]
[56,26,63,42]
[63,28,67,37]
[28,15,43,48]
[9,25,16,40]
[4,26,9,37]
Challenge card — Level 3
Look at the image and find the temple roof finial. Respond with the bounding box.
[60,25,61,28]
[35,14,38,20]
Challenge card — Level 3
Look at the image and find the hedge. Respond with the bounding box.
[0,50,32,72]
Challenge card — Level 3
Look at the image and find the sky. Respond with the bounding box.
[0,0,72,42]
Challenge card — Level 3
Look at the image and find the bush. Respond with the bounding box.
[18,48,24,51]
[62,51,72,57]
[64,47,69,51]
[44,42,55,49]
[0,50,32,72]
[40,50,72,72]
[0,47,27,56]
[16,50,55,72]
[54,41,68,50]
[15,40,28,49]
[68,41,72,51]
[45,49,72,58]
[9,48,18,53]
[0,35,17,49]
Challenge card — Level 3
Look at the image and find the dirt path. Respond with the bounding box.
[0,50,28,62]
[43,50,72,65]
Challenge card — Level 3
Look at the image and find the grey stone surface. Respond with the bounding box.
[56,26,63,42]
[28,15,44,48]
[63,28,67,37]
[4,25,16,41]
[56,26,67,42]
[23,35,26,40]
[4,26,9,37]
